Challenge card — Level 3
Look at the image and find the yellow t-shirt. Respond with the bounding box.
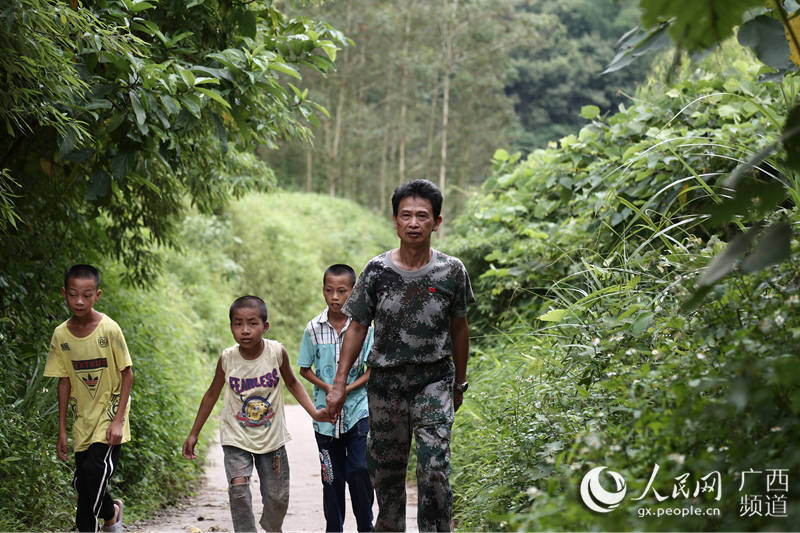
[219,339,291,454]
[44,314,132,452]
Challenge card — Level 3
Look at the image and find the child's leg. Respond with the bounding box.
[344,417,374,532]
[72,443,120,532]
[253,446,290,532]
[222,445,257,532]
[314,431,348,532]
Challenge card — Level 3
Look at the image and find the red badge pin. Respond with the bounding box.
[429,287,437,293]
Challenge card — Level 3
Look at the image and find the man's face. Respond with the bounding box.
[393,196,442,245]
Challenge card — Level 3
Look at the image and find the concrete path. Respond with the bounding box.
[129,404,418,532]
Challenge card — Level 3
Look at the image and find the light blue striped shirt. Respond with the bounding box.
[298,308,372,436]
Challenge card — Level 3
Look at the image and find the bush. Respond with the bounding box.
[448,43,800,531]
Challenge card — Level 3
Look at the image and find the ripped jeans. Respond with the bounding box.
[222,445,290,532]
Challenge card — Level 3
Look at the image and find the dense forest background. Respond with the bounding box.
[263,0,653,217]
[1,0,799,531]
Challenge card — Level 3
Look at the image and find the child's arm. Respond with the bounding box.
[182,358,225,460]
[106,366,133,445]
[57,377,70,461]
[279,347,330,423]
[345,366,370,395]
[299,366,331,394]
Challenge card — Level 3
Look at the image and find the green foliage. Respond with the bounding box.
[0,1,123,140]
[224,191,395,359]
[608,1,800,298]
[0,0,344,281]
[448,43,800,531]
[452,42,792,332]
[507,0,654,150]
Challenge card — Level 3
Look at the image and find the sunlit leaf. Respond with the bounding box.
[538,309,568,322]
[581,105,600,120]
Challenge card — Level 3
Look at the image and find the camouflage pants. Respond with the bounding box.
[367,357,454,532]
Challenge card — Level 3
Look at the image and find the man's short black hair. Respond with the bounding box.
[64,264,101,290]
[391,179,443,219]
[323,264,356,287]
[229,295,268,322]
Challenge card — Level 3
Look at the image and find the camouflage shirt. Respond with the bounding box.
[343,248,474,368]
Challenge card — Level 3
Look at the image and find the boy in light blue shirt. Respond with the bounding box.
[299,264,374,532]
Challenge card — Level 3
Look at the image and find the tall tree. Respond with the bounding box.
[0,0,344,281]
[267,0,535,216]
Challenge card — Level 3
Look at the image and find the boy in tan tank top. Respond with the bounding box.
[182,295,329,532]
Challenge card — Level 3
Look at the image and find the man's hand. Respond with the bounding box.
[57,431,69,462]
[454,390,464,412]
[326,383,347,422]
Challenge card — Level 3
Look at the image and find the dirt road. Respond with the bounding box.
[130,405,418,532]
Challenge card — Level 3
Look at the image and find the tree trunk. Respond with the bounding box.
[329,0,353,197]
[424,76,440,173]
[437,0,458,237]
[305,145,312,192]
[330,84,346,197]
[398,1,413,185]
[439,0,456,207]
[379,121,389,214]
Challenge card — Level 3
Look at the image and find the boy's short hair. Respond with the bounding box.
[229,295,268,322]
[391,179,443,219]
[64,264,101,290]
[323,264,356,287]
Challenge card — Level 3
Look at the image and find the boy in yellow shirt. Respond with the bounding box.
[44,264,133,532]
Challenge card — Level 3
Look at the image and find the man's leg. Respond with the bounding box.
[314,431,347,532]
[73,443,120,532]
[222,445,257,532]
[345,417,374,532]
[411,359,454,532]
[368,368,411,532]
[254,445,290,532]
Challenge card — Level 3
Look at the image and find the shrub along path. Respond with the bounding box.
[129,405,417,532]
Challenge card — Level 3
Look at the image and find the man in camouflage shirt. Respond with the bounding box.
[327,179,473,532]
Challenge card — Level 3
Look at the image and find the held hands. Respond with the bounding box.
[182,434,199,460]
[312,407,332,423]
[325,383,346,423]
